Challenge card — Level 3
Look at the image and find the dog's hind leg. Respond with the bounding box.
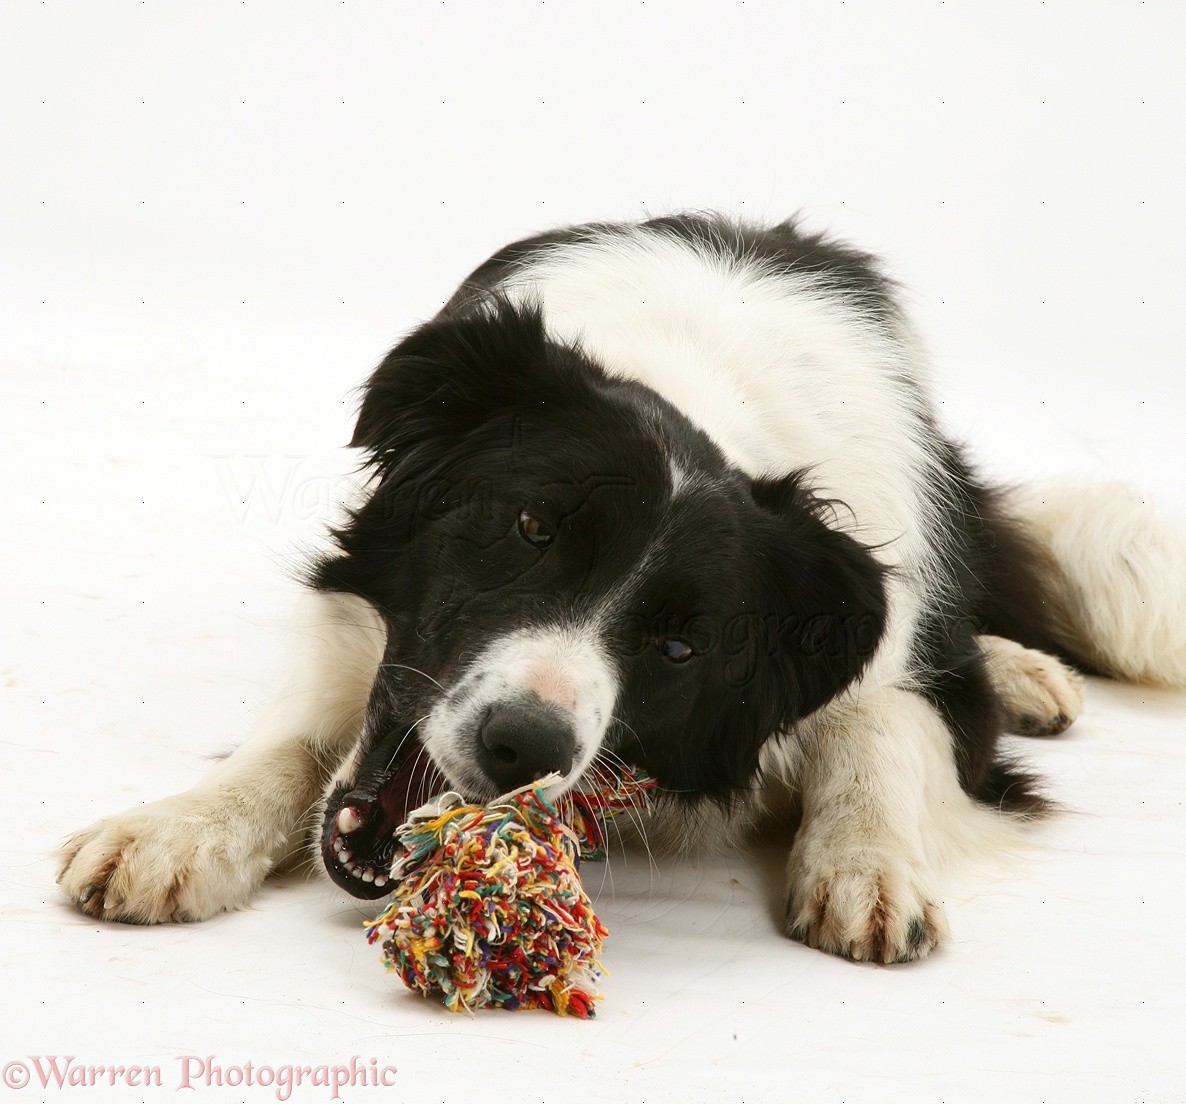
[1003,482,1186,689]
[56,591,385,923]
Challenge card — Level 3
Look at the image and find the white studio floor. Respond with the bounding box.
[4,5,1186,1102]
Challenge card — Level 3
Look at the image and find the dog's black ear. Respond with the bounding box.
[749,472,887,723]
[349,299,562,469]
[311,299,582,605]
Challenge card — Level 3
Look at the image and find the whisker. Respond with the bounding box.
[585,761,615,900]
[597,746,661,882]
[377,662,447,694]
[607,715,644,750]
[409,743,433,810]
[382,713,432,775]
[590,749,659,887]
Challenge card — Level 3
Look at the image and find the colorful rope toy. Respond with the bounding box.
[365,770,654,1017]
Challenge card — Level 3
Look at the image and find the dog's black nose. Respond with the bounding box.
[476,702,576,793]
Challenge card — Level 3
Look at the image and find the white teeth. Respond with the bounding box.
[330,844,387,885]
[337,806,363,834]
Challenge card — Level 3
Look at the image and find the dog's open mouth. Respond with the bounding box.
[319,733,446,900]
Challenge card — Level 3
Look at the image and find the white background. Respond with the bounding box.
[2,3,1184,1102]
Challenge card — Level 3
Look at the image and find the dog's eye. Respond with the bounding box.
[656,637,695,664]
[517,509,555,549]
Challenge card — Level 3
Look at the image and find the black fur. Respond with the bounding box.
[312,297,888,806]
[316,215,1076,845]
[907,437,1079,814]
[443,212,898,325]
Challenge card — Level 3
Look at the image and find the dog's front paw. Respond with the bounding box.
[57,796,271,924]
[784,843,948,964]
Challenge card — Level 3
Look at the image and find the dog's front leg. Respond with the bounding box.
[56,591,385,923]
[780,686,972,963]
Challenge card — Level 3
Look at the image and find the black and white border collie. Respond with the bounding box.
[59,214,1186,964]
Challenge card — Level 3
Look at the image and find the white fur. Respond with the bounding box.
[980,633,1084,735]
[1007,482,1186,688]
[770,685,1018,962]
[491,230,994,960]
[57,226,1186,967]
[501,229,951,689]
[632,681,1032,962]
[419,623,617,799]
[57,591,384,922]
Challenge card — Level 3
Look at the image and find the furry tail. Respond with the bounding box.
[1004,482,1186,689]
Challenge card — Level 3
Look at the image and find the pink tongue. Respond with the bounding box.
[378,749,445,825]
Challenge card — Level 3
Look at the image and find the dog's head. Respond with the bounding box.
[314,300,885,896]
